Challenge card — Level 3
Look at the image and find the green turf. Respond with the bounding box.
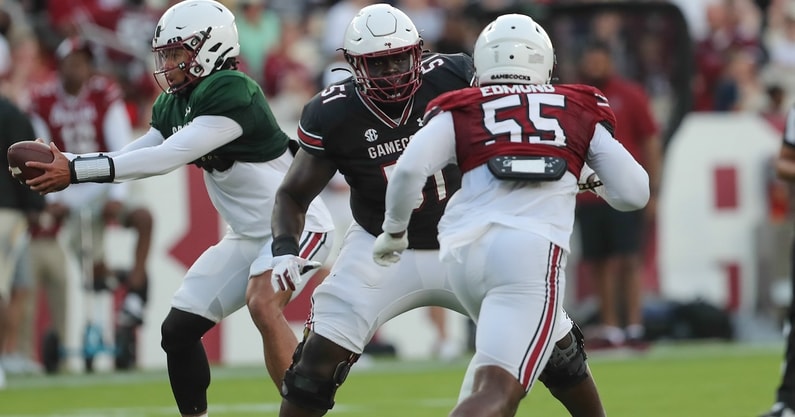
[0,342,784,416]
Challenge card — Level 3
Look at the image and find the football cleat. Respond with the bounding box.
[760,402,795,417]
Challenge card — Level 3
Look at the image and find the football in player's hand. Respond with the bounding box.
[7,140,54,181]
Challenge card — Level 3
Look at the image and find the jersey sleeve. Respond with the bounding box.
[588,86,618,134]
[149,93,169,136]
[296,96,326,156]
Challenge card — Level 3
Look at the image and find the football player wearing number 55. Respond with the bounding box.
[375,14,649,417]
[272,4,607,417]
[20,1,334,416]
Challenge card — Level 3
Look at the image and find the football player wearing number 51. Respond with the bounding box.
[271,4,608,417]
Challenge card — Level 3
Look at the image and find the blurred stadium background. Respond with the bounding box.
[1,0,794,415]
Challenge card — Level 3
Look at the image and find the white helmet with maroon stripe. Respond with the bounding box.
[474,14,555,86]
[342,3,423,102]
[151,0,240,93]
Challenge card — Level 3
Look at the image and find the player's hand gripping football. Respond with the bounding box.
[25,141,71,194]
[270,255,322,292]
[372,232,408,267]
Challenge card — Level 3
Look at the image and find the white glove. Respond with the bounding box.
[372,232,409,267]
[271,255,322,292]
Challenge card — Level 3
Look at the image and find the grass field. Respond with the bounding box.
[0,341,784,417]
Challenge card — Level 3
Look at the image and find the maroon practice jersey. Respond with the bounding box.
[28,74,124,154]
[424,83,618,179]
[298,52,475,249]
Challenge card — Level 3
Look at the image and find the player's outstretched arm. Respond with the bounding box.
[28,115,241,193]
[382,111,457,234]
[112,116,241,181]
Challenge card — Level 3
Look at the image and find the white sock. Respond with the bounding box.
[602,325,625,344]
[625,324,644,339]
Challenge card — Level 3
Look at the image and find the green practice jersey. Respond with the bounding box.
[150,70,289,166]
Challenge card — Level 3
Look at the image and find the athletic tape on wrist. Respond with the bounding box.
[69,155,115,183]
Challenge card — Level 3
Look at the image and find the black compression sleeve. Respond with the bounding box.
[272,235,300,257]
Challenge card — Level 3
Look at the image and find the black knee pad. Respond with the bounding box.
[538,323,589,390]
[160,308,215,353]
[280,340,357,412]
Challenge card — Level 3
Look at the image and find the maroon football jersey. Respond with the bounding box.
[424,83,618,179]
[29,75,124,154]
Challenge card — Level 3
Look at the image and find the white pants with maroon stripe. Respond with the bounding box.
[309,223,466,354]
[172,230,332,323]
[447,225,572,394]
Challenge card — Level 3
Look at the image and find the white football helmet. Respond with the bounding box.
[342,4,423,102]
[151,0,240,93]
[474,14,555,86]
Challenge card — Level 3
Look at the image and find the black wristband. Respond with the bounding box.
[68,159,78,184]
[272,235,300,257]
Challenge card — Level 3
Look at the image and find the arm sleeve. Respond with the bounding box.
[103,100,134,153]
[587,123,650,211]
[59,128,165,162]
[111,115,243,182]
[382,111,457,234]
[119,127,166,153]
[103,101,134,201]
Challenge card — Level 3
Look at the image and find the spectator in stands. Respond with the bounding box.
[693,0,762,111]
[27,38,153,368]
[1,234,41,376]
[236,0,281,86]
[714,48,767,112]
[575,40,662,350]
[320,0,375,61]
[762,84,789,133]
[0,95,44,388]
[397,0,446,49]
[433,1,478,55]
[26,200,70,374]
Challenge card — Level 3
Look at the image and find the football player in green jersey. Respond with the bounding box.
[21,1,335,416]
